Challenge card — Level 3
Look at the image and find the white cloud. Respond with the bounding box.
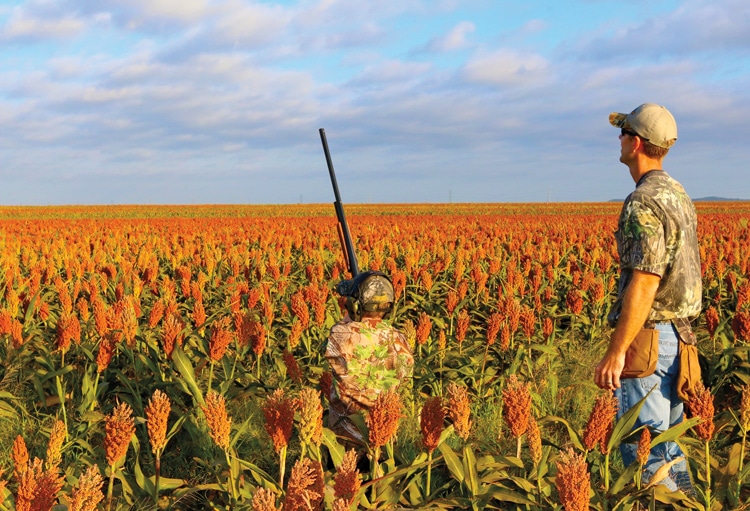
[518,18,548,36]
[426,21,475,52]
[462,49,549,86]
[212,1,292,46]
[69,0,211,33]
[347,59,433,87]
[81,85,140,103]
[131,0,209,22]
[573,0,750,60]
[1,7,85,40]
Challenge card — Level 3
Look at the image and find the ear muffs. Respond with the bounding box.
[345,296,361,320]
[351,299,361,320]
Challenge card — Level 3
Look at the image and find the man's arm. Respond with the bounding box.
[595,269,661,389]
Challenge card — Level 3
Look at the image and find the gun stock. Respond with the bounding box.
[319,128,360,278]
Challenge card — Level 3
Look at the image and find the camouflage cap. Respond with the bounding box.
[359,273,394,307]
[609,103,678,149]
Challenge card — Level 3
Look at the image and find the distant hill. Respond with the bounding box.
[693,196,749,202]
[609,196,748,202]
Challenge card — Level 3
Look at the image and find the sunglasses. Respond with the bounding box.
[620,128,640,138]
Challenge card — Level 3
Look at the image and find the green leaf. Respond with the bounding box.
[438,442,464,484]
[529,343,558,356]
[77,369,96,415]
[610,462,640,495]
[321,428,346,467]
[0,390,21,420]
[649,484,703,507]
[481,455,525,470]
[439,424,455,444]
[23,289,41,324]
[230,414,255,449]
[165,414,188,445]
[34,364,74,383]
[153,476,186,491]
[606,392,650,453]
[483,486,538,506]
[716,442,742,485]
[172,343,205,407]
[463,445,479,496]
[0,400,19,420]
[404,478,423,506]
[540,415,584,451]
[650,417,702,446]
[134,455,155,494]
[611,493,640,511]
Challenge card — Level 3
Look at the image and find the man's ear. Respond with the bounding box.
[633,135,646,152]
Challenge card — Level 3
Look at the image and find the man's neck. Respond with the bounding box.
[629,155,663,183]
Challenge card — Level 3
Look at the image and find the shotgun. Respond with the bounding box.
[319,128,360,295]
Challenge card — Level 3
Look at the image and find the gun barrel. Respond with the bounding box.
[319,128,360,277]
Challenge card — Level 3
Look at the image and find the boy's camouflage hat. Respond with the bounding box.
[359,273,394,306]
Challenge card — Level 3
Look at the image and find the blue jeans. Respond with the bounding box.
[615,322,693,493]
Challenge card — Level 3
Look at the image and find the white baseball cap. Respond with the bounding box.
[609,103,678,149]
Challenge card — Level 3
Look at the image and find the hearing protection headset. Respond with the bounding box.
[339,270,394,321]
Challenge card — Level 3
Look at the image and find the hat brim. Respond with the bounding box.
[609,112,627,128]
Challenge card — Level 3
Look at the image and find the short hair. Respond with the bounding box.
[623,121,671,160]
[642,139,669,160]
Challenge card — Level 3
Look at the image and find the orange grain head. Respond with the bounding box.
[420,396,446,454]
[262,389,295,453]
[502,374,532,438]
[366,388,403,449]
[104,402,135,467]
[295,387,323,447]
[145,389,171,455]
[333,449,362,505]
[555,447,590,511]
[201,391,232,451]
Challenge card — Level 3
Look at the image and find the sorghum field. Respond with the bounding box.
[1,202,749,511]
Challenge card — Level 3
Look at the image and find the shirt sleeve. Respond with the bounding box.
[618,199,668,277]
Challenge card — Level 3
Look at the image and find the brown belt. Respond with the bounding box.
[643,320,671,329]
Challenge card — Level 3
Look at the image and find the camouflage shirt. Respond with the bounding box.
[607,170,702,327]
[325,315,414,443]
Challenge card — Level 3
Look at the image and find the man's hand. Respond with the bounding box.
[595,350,625,389]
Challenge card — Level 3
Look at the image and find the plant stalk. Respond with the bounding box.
[739,428,747,493]
[425,451,433,502]
[516,436,522,459]
[55,350,68,431]
[279,444,287,487]
[225,449,238,506]
[154,454,161,506]
[107,465,116,511]
[90,372,101,411]
[704,439,712,511]
[371,445,381,503]
[478,342,490,396]
[604,453,611,492]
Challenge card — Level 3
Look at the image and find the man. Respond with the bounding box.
[594,103,702,493]
[325,271,414,446]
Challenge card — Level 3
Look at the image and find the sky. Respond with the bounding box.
[0,0,748,205]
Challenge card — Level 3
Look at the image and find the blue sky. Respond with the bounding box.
[0,0,748,205]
